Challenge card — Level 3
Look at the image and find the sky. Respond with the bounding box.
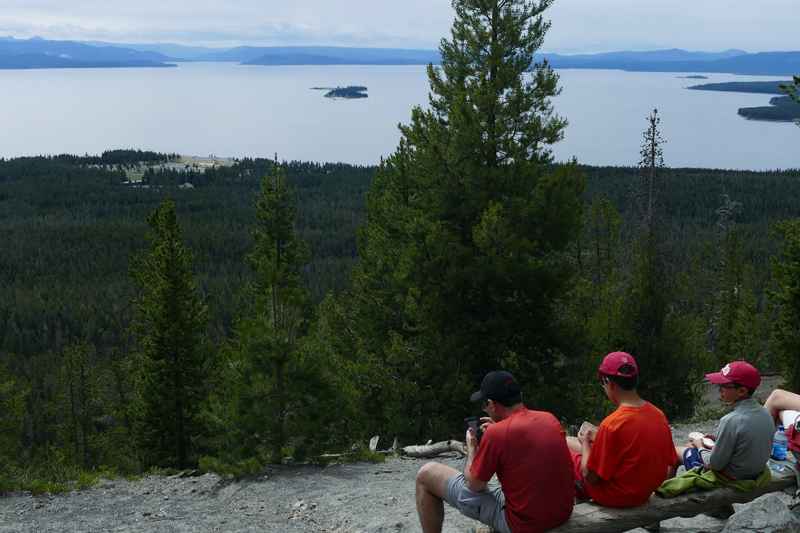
[0,0,796,53]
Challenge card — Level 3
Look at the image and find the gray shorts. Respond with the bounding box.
[445,473,511,533]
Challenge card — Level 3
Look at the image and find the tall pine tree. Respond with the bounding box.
[771,220,800,392]
[0,361,27,489]
[236,162,310,462]
[349,0,585,438]
[131,199,208,469]
[622,109,698,418]
[57,341,99,468]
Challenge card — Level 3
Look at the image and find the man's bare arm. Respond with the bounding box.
[580,432,602,485]
[464,428,489,492]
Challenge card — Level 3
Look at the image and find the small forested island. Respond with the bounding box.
[688,80,800,122]
[679,75,709,79]
[324,85,368,99]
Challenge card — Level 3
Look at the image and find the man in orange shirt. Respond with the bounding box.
[566,351,678,507]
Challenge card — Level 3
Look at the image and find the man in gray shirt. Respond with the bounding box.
[692,361,774,480]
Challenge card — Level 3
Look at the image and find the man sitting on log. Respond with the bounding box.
[415,370,575,533]
[675,361,774,481]
[566,351,678,507]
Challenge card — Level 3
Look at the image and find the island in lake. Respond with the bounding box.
[311,86,368,99]
[679,75,709,79]
[688,80,800,122]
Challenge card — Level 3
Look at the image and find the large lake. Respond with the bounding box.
[1,62,796,169]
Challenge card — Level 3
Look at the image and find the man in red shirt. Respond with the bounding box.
[415,371,574,533]
[567,352,677,507]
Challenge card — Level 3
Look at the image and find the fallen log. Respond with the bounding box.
[550,469,797,533]
[402,440,466,458]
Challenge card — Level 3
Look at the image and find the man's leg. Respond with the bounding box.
[415,462,460,533]
[674,445,688,467]
[764,389,800,422]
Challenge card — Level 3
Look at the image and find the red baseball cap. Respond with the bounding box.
[598,351,639,378]
[705,361,761,390]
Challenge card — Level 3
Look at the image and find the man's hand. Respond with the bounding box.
[578,427,597,445]
[466,428,478,455]
[479,416,494,433]
[464,427,488,493]
[688,436,704,449]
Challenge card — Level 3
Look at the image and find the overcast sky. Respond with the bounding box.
[0,0,796,53]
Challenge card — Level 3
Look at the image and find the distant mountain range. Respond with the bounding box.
[240,47,440,66]
[1,36,798,75]
[542,49,800,76]
[0,36,174,69]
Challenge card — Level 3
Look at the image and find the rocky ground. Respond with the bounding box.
[1,377,796,533]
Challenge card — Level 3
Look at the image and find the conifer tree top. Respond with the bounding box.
[416,0,565,167]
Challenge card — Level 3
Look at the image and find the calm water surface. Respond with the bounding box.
[0,62,796,169]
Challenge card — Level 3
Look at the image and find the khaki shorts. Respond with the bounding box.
[445,473,511,533]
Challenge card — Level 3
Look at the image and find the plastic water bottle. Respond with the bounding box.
[772,425,788,461]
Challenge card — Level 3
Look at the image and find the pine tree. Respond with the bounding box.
[780,76,800,104]
[781,76,800,129]
[237,162,310,462]
[624,109,698,418]
[57,341,98,468]
[637,109,665,228]
[709,194,764,367]
[131,199,208,469]
[564,196,626,419]
[205,161,356,464]
[0,361,27,489]
[349,0,585,437]
[771,220,800,391]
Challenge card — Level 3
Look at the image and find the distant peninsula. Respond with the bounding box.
[0,37,175,69]
[312,86,368,99]
[738,96,800,122]
[688,80,800,122]
[687,81,789,95]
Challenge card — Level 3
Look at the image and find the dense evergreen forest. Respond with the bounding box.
[1,0,799,493]
[4,154,799,362]
[1,152,799,486]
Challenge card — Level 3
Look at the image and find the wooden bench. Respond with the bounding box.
[550,466,797,533]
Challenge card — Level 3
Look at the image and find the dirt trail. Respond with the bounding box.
[0,426,719,533]
[0,456,481,533]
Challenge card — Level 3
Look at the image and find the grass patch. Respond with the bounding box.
[345,446,387,464]
[199,441,387,479]
[198,456,265,479]
[25,479,70,495]
[0,460,121,495]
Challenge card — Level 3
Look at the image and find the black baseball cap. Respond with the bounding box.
[470,371,521,403]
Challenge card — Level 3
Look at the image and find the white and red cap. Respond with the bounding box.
[705,361,761,390]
